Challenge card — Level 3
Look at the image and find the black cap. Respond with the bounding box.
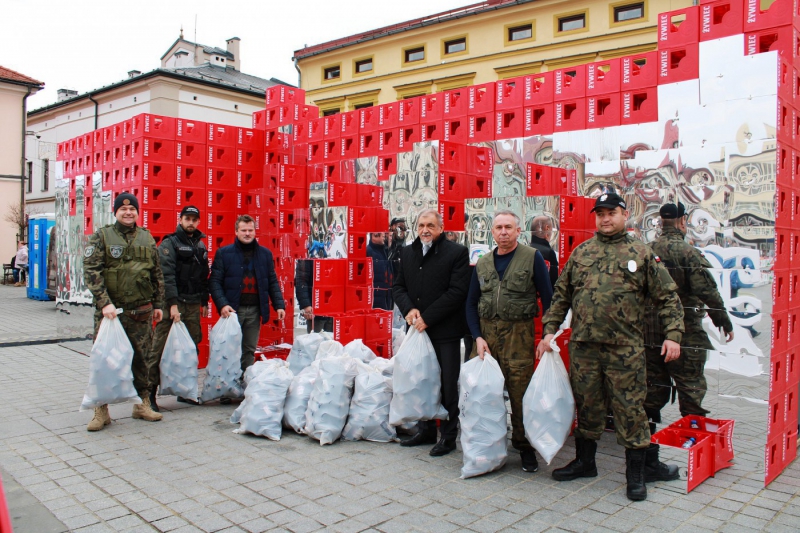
[114,192,140,214]
[590,192,627,212]
[659,202,686,219]
[180,205,201,218]
[390,218,406,227]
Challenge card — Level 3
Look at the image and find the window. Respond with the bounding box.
[444,37,467,55]
[404,47,425,63]
[323,65,341,80]
[559,13,586,32]
[353,102,373,109]
[42,159,49,192]
[26,162,32,193]
[355,58,373,74]
[508,24,533,42]
[614,2,644,22]
[322,108,340,116]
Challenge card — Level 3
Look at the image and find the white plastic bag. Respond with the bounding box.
[342,368,396,443]
[80,316,141,410]
[283,362,318,434]
[369,357,394,377]
[343,339,377,363]
[389,328,448,426]
[391,327,406,354]
[523,331,574,464]
[200,315,244,403]
[158,321,199,402]
[287,332,326,375]
[304,355,358,445]
[458,354,508,478]
[315,339,344,360]
[231,360,277,424]
[233,359,294,440]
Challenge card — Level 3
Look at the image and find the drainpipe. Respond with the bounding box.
[20,86,32,242]
[293,56,301,89]
[88,94,99,130]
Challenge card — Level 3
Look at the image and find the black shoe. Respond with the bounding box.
[552,438,598,481]
[605,415,616,432]
[220,397,232,405]
[521,449,538,472]
[149,391,160,413]
[177,397,199,405]
[626,448,648,501]
[644,444,680,482]
[400,431,437,447]
[429,438,457,457]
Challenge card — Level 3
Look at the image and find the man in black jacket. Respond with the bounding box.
[294,259,332,334]
[529,215,559,289]
[209,215,285,383]
[150,205,209,409]
[393,208,471,456]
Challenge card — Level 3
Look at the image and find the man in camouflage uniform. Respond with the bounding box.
[536,193,684,501]
[642,202,734,481]
[466,211,553,472]
[149,205,209,410]
[83,192,165,431]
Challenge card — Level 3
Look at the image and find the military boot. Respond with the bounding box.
[645,444,679,482]
[552,438,598,481]
[149,390,160,413]
[625,448,648,501]
[87,405,111,431]
[132,396,163,422]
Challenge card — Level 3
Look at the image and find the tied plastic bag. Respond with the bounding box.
[287,332,326,375]
[458,354,508,478]
[342,368,396,443]
[343,339,377,363]
[304,355,358,445]
[233,359,294,440]
[315,339,344,360]
[392,328,406,354]
[200,315,244,403]
[158,321,199,402]
[523,330,575,464]
[369,357,394,377]
[283,362,319,434]
[80,316,142,410]
[231,360,275,424]
[389,328,448,426]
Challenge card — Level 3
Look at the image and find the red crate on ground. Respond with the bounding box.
[765,433,786,485]
[651,428,715,493]
[668,416,735,472]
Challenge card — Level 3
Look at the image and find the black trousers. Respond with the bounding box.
[420,339,461,441]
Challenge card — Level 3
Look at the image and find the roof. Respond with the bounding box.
[28,64,292,116]
[160,38,234,61]
[294,0,534,60]
[0,65,44,88]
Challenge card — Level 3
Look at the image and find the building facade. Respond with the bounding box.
[0,66,44,263]
[26,36,287,213]
[294,0,691,114]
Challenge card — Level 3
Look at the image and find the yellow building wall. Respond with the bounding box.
[297,0,693,113]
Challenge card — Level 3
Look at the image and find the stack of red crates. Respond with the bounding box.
[438,141,493,231]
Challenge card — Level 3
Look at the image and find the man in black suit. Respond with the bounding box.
[393,208,471,456]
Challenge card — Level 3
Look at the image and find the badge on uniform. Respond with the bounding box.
[628,260,637,273]
[84,245,95,257]
[161,246,169,255]
[109,245,124,259]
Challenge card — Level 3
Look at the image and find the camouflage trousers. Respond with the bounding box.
[93,309,154,398]
[644,331,710,421]
[149,302,203,390]
[471,318,536,452]
[570,341,650,449]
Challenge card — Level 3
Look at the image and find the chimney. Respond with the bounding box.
[226,37,240,70]
[57,89,78,102]
[128,70,142,79]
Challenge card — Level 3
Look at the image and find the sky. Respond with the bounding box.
[1,0,472,111]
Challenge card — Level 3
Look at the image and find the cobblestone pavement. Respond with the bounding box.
[0,285,82,346]
[1,292,799,532]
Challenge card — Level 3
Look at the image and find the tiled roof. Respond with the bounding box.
[163,64,267,91]
[0,65,44,87]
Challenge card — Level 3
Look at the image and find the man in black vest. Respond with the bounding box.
[393,209,470,456]
[150,205,209,409]
[466,210,553,472]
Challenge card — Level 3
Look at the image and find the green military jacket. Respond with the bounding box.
[542,230,684,347]
[646,226,733,343]
[476,244,539,321]
[84,222,165,311]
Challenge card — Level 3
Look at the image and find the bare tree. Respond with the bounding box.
[4,202,44,241]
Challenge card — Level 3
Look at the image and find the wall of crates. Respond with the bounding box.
[54,0,799,485]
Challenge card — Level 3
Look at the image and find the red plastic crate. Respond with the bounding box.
[420,93,444,121]
[313,286,345,314]
[495,76,525,110]
[468,82,496,114]
[340,110,360,136]
[378,101,399,128]
[356,184,384,207]
[252,110,266,131]
[438,141,466,172]
[308,116,325,142]
[700,0,744,41]
[658,7,701,48]
[205,166,235,190]
[667,416,735,473]
[622,51,658,89]
[658,44,700,85]
[237,148,263,170]
[771,351,789,396]
[140,208,177,234]
[175,186,205,210]
[345,285,373,312]
[586,59,621,96]
[523,104,555,136]
[527,164,553,195]
[420,120,443,142]
[332,314,366,345]
[765,433,786,485]
[554,99,587,132]
[745,25,793,57]
[378,154,397,180]
[439,171,468,200]
[278,186,308,209]
[467,111,496,142]
[743,0,797,32]
[141,185,175,210]
[359,132,379,157]
[467,146,493,177]
[495,108,525,139]
[621,87,659,125]
[207,189,237,211]
[175,119,207,143]
[379,128,399,154]
[398,98,420,124]
[443,117,468,144]
[651,427,715,493]
[586,93,621,129]
[358,106,379,133]
[129,114,176,140]
[554,65,587,101]
[207,144,236,168]
[773,311,790,353]
[266,85,305,107]
[175,141,206,165]
[348,232,368,257]
[398,124,421,150]
[129,137,176,164]
[364,309,393,342]
[347,206,378,231]
[443,87,468,117]
[173,163,204,188]
[439,201,465,231]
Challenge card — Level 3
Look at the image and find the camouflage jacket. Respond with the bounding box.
[542,230,684,347]
[645,226,732,341]
[83,222,165,311]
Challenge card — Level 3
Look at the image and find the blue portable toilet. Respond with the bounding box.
[27,214,55,301]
